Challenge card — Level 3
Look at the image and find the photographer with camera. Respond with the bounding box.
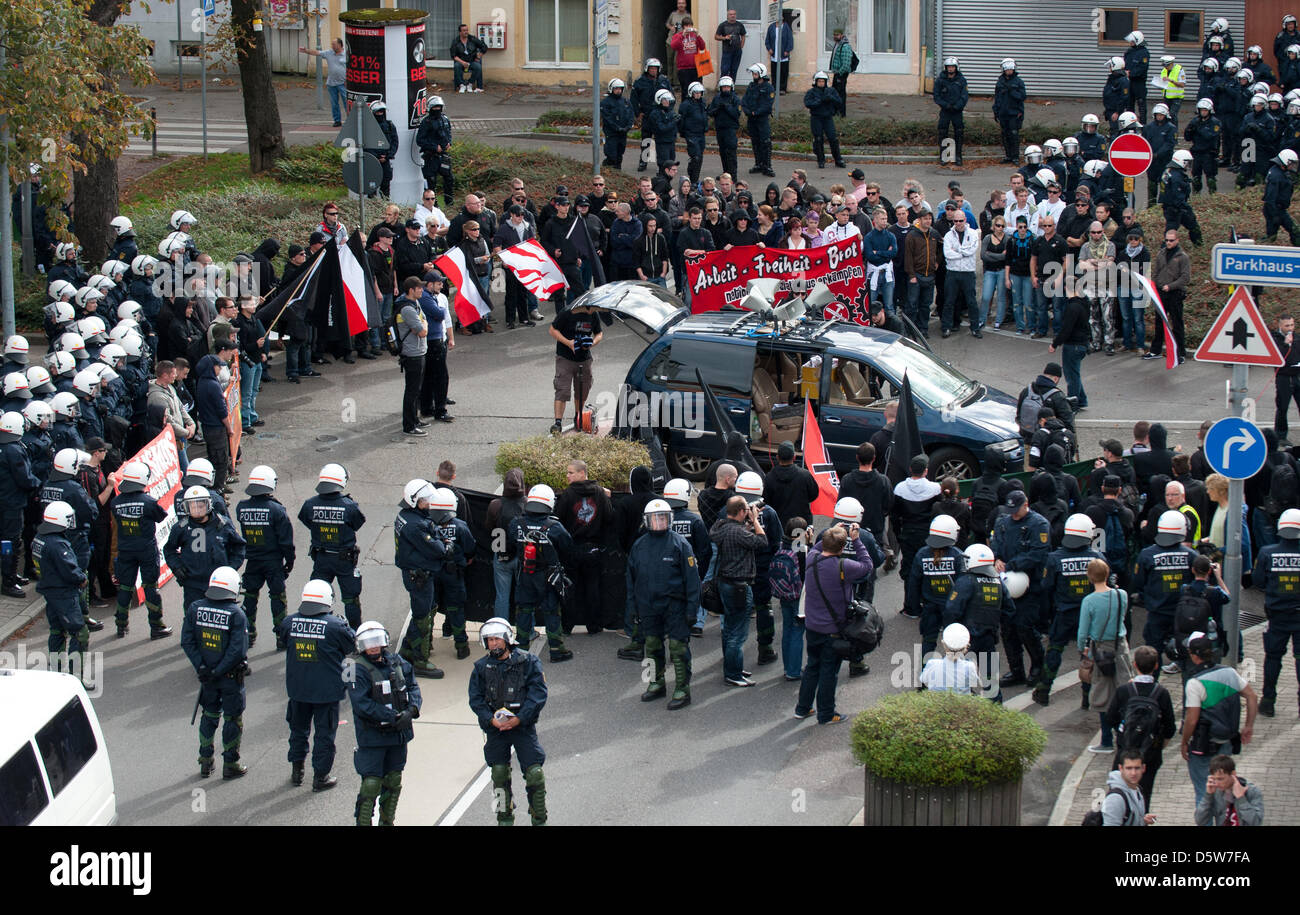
[709,495,769,688]
[796,523,873,724]
[548,302,602,436]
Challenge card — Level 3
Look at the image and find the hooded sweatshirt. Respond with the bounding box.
[1042,443,1082,509]
[1102,769,1147,826]
[891,475,942,542]
[1131,422,1174,492]
[837,467,893,540]
[556,477,615,546]
[1029,472,1067,548]
[615,465,656,551]
[486,468,527,557]
[195,353,227,427]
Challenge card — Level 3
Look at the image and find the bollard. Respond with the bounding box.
[151,108,157,157]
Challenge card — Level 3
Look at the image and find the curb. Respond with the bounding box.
[0,595,47,647]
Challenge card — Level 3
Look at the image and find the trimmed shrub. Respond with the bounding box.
[496,434,650,493]
[851,691,1047,788]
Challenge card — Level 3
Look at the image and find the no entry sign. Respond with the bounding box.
[1108,133,1153,177]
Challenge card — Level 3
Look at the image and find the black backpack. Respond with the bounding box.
[1048,425,1078,462]
[1081,787,1132,826]
[970,478,1000,541]
[1100,507,1130,571]
[1174,586,1213,640]
[1116,682,1164,756]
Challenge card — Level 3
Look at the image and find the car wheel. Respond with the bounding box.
[667,448,710,482]
[928,446,978,481]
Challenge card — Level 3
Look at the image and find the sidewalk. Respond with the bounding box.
[1054,623,1299,826]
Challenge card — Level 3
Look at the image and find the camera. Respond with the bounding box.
[574,332,594,352]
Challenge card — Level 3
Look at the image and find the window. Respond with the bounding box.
[1097,8,1136,46]
[35,697,98,798]
[645,340,753,396]
[0,744,48,827]
[1167,10,1203,47]
[821,0,906,72]
[871,0,904,54]
[528,0,589,65]
[408,0,462,64]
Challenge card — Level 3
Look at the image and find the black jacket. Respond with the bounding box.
[837,468,892,539]
[1017,374,1075,432]
[1052,297,1089,348]
[763,463,820,526]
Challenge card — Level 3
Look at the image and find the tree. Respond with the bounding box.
[230,0,286,173]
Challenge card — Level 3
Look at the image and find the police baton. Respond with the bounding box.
[190,687,202,726]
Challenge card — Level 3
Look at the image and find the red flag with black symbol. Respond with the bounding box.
[801,399,840,518]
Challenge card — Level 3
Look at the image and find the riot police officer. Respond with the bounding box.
[632,59,673,171]
[21,400,54,582]
[32,500,89,679]
[365,100,399,198]
[165,485,246,611]
[42,448,97,623]
[933,56,969,166]
[278,579,356,791]
[627,499,700,709]
[180,566,250,779]
[742,62,776,177]
[1263,149,1300,245]
[907,514,964,658]
[0,411,40,599]
[1125,31,1151,121]
[71,368,105,445]
[601,78,635,170]
[1133,510,1198,677]
[468,616,550,826]
[394,478,448,679]
[990,490,1049,687]
[416,95,454,206]
[994,59,1027,163]
[1104,57,1132,138]
[236,465,295,648]
[49,391,83,453]
[1249,507,1300,717]
[110,459,171,639]
[663,477,710,639]
[647,89,679,171]
[944,543,1017,702]
[1035,513,1104,706]
[1143,103,1178,208]
[1161,150,1202,244]
[804,71,845,170]
[298,463,366,628]
[348,620,422,825]
[680,81,709,185]
[1075,113,1107,162]
[506,484,574,662]
[1240,93,1277,187]
[1185,97,1223,193]
[708,77,742,180]
[184,458,230,520]
[428,487,477,660]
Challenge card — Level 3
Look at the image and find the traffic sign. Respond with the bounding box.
[1193,286,1284,366]
[203,0,214,16]
[1107,133,1153,177]
[1204,417,1268,480]
[1211,243,1300,287]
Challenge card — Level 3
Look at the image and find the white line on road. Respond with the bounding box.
[438,766,490,825]
[1048,727,1103,826]
[1072,419,1205,426]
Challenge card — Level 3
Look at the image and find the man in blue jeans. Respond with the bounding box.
[709,495,769,687]
[301,39,348,127]
[1180,637,1258,807]
[1050,295,1090,409]
[796,525,873,724]
[1030,214,1068,338]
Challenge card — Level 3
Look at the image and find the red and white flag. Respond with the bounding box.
[1131,269,1178,370]
[801,399,840,518]
[498,238,568,301]
[435,246,491,327]
[338,234,372,336]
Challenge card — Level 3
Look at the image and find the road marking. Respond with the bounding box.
[1005,669,1079,712]
[1048,727,1102,826]
[438,765,490,825]
[1072,419,1205,426]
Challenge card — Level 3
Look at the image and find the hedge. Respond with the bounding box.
[495,434,651,493]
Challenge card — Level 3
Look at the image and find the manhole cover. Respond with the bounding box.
[316,434,340,443]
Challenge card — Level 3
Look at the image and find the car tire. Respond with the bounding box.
[667,448,711,482]
[928,446,978,481]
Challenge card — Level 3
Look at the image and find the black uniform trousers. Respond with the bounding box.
[419,339,450,417]
[286,699,339,774]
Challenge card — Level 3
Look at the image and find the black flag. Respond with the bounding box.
[256,241,329,340]
[885,371,923,487]
[695,369,763,479]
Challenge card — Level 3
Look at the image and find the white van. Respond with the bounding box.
[0,668,117,825]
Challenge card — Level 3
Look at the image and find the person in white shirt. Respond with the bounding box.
[1038,182,1067,231]
[941,210,980,338]
[919,623,982,694]
[1004,186,1040,237]
[822,204,862,245]
[414,190,450,240]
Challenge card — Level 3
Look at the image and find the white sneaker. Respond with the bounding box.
[1087,744,1114,754]
[474,88,484,92]
[458,84,466,93]
[1161,661,1182,674]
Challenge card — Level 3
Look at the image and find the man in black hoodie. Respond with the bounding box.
[555,459,615,634]
[1015,362,1075,440]
[763,441,819,526]
[968,445,1005,544]
[891,454,941,595]
[1130,422,1176,495]
[251,239,280,300]
[1040,443,1082,510]
[1049,297,1090,410]
[837,441,892,548]
[486,468,527,620]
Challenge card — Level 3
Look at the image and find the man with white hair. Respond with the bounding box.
[1165,480,1202,544]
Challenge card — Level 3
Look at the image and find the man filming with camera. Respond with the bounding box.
[548,302,602,435]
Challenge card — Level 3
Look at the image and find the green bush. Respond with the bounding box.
[851,691,1046,788]
[496,434,650,493]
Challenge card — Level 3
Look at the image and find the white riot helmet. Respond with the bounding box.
[4,335,28,365]
[74,287,103,310]
[87,274,115,294]
[813,71,829,84]
[1211,17,1228,33]
[662,478,691,508]
[1209,36,1224,49]
[2,374,31,401]
[130,254,157,275]
[1278,149,1300,171]
[24,366,53,396]
[118,332,143,362]
[1278,508,1300,539]
[1289,101,1300,116]
[1043,138,1063,157]
[1288,89,1300,104]
[1001,570,1030,598]
[1152,102,1170,118]
[1224,57,1241,73]
[1287,15,1299,28]
[49,301,75,327]
[943,56,959,68]
[402,478,435,509]
[479,616,517,649]
[941,623,971,655]
[654,88,674,105]
[1001,58,1016,71]
[52,447,89,476]
[688,81,705,97]
[108,321,138,345]
[963,543,996,575]
[98,343,127,367]
[57,332,86,359]
[833,496,864,524]
[1155,510,1189,546]
[1107,56,1125,73]
[356,621,391,653]
[206,566,241,601]
[735,470,764,503]
[1269,92,1285,106]
[368,99,387,115]
[298,580,334,616]
[22,399,53,430]
[1118,111,1139,130]
[644,498,673,532]
[158,232,188,258]
[749,62,767,79]
[1291,45,1300,57]
[1024,144,1043,164]
[48,279,76,301]
[316,463,348,494]
[1033,167,1056,187]
[526,483,556,513]
[926,514,960,548]
[1255,81,1273,96]
[77,316,107,344]
[169,210,197,230]
[71,369,101,399]
[1125,30,1144,45]
[1171,149,1194,169]
[427,487,458,523]
[1062,137,1079,153]
[119,460,151,493]
[55,242,79,262]
[181,484,213,518]
[1196,97,1215,113]
[718,76,735,89]
[110,216,133,236]
[607,78,625,92]
[1252,94,1269,109]
[1081,113,1100,127]
[428,94,444,109]
[1083,159,1107,177]
[0,412,23,443]
[101,260,128,280]
[184,457,215,486]
[49,392,79,420]
[645,58,662,70]
[245,464,277,496]
[1062,513,1095,549]
[1201,58,1219,72]
[117,300,143,323]
[91,363,118,385]
[40,500,75,532]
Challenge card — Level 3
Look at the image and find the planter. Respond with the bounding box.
[862,768,1022,826]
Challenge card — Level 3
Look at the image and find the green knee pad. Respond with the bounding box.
[669,638,691,679]
[355,775,384,825]
[524,764,547,825]
[378,770,403,825]
[271,593,287,626]
[491,763,515,824]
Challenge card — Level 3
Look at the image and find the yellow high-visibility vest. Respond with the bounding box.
[1161,64,1184,99]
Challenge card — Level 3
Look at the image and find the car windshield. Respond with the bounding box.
[871,339,976,409]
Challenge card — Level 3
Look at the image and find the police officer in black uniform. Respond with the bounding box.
[33,500,89,678]
[1263,148,1300,244]
[990,490,1050,687]
[1185,98,1223,194]
[20,400,55,583]
[1143,103,1178,209]
[663,477,710,640]
[1251,507,1300,717]
[804,71,845,170]
[110,459,171,639]
[1035,513,1104,706]
[395,478,448,679]
[298,463,366,628]
[42,447,97,625]
[165,484,246,611]
[708,77,742,180]
[627,499,701,709]
[468,616,550,825]
[428,486,477,660]
[601,78,635,170]
[506,484,574,662]
[0,410,40,599]
[180,566,250,779]
[365,100,399,198]
[348,620,422,826]
[742,63,776,177]
[1134,509,1198,678]
[1161,150,1202,245]
[933,56,969,165]
[907,514,964,658]
[236,464,295,649]
[183,458,230,520]
[278,579,356,791]
[415,95,454,206]
[945,542,1016,702]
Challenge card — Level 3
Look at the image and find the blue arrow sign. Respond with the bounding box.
[203,0,215,16]
[1204,417,1268,480]
[1211,243,1300,288]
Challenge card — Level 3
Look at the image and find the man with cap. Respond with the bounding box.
[492,205,540,328]
[181,567,250,779]
[469,616,550,825]
[298,464,366,628]
[109,459,171,639]
[1251,507,1300,717]
[991,489,1050,686]
[1017,360,1076,442]
[235,464,295,649]
[626,498,700,708]
[1034,513,1105,705]
[538,196,586,311]
[165,484,246,612]
[890,454,942,593]
[393,218,438,287]
[348,620,421,825]
[1133,510,1198,678]
[278,580,355,791]
[945,543,1016,701]
[934,56,969,166]
[507,484,575,662]
[908,514,965,657]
